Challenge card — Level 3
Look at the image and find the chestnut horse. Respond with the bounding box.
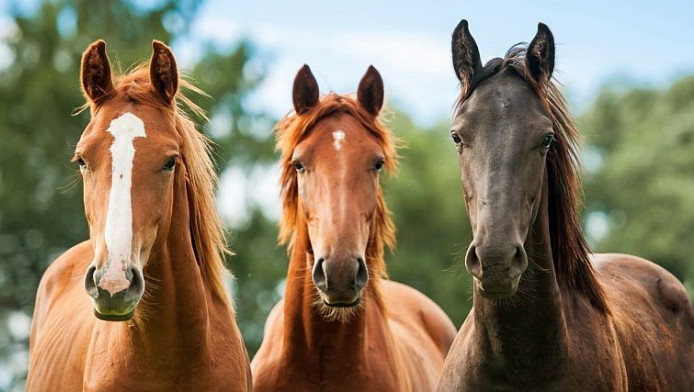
[27,41,251,391]
[438,21,694,391]
[251,65,456,391]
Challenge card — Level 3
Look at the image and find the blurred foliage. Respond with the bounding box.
[581,76,694,293]
[385,112,472,325]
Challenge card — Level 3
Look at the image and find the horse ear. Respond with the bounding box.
[293,64,319,115]
[81,40,114,103]
[526,23,555,84]
[357,65,384,116]
[149,40,178,103]
[451,19,481,92]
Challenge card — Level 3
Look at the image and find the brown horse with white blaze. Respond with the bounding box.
[27,40,251,391]
[437,20,694,391]
[251,65,456,391]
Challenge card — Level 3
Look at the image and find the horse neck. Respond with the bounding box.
[282,222,390,364]
[471,172,569,364]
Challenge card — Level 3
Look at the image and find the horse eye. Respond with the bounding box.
[163,157,177,171]
[73,155,87,170]
[541,134,555,148]
[451,132,462,145]
[293,161,305,173]
[374,159,385,172]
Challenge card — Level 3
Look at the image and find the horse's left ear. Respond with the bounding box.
[81,40,114,103]
[526,23,555,84]
[357,65,384,116]
[149,40,178,103]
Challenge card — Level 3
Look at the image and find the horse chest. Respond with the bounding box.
[253,348,406,392]
[438,325,571,391]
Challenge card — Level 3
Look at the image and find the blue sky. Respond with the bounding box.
[2,1,693,124]
[179,0,694,124]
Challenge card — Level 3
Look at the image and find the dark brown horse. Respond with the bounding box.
[251,65,456,391]
[438,20,694,391]
[27,41,251,391]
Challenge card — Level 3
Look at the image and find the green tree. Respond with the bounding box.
[385,110,473,326]
[581,76,694,294]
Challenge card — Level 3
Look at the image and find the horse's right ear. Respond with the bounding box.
[357,65,384,116]
[526,23,555,84]
[81,40,114,103]
[451,19,481,95]
[293,64,319,115]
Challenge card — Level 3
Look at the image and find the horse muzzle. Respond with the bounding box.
[312,255,368,307]
[85,264,144,321]
[466,242,527,299]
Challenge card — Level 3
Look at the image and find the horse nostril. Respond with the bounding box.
[127,267,144,299]
[353,257,368,291]
[465,245,482,279]
[84,265,98,298]
[312,258,328,292]
[510,245,528,276]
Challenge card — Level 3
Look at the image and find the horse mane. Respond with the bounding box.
[457,46,610,314]
[100,65,233,309]
[275,93,398,278]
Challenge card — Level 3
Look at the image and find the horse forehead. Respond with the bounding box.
[479,75,535,109]
[91,104,177,144]
[461,81,542,133]
[311,115,379,152]
[106,112,146,139]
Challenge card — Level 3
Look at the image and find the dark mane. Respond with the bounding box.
[275,93,399,278]
[457,45,610,314]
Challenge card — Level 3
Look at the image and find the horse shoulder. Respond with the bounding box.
[31,240,93,337]
[437,315,476,391]
[251,299,285,389]
[591,253,694,388]
[28,240,94,391]
[382,279,457,357]
[593,253,694,327]
[381,280,457,390]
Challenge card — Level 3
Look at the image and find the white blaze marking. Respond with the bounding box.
[332,130,348,224]
[99,112,146,296]
[332,130,345,151]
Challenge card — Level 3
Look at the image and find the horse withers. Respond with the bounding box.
[251,65,457,391]
[27,41,251,391]
[438,20,694,391]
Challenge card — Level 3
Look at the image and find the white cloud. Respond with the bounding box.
[192,16,243,45]
[330,31,449,74]
[191,23,459,124]
[217,166,249,227]
[217,164,281,228]
[0,16,17,70]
